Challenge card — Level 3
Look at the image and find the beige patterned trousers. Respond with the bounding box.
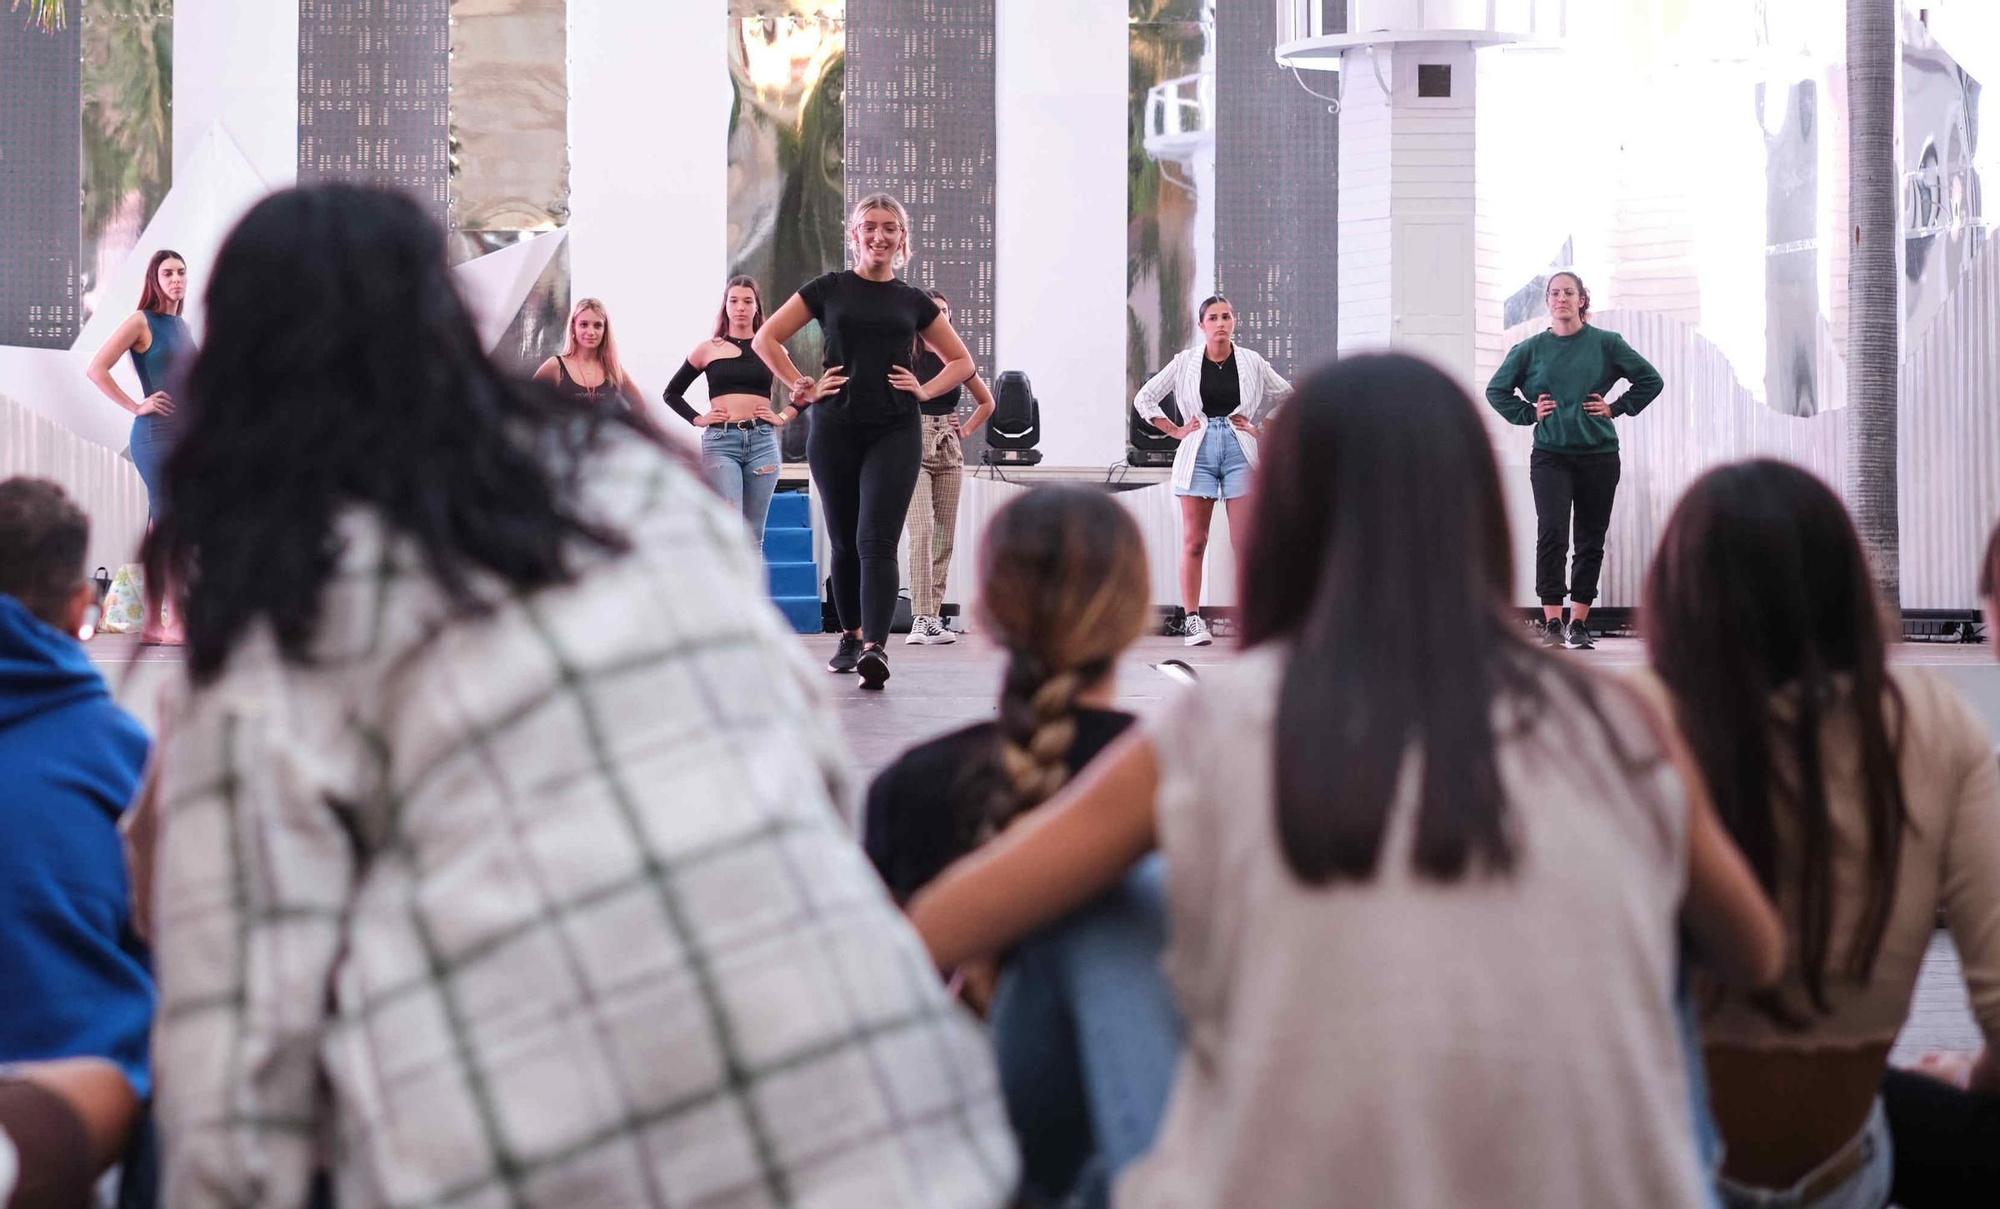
[907,414,964,616]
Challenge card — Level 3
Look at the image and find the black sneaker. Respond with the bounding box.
[1564,622,1596,651]
[1541,618,1565,647]
[856,644,890,690]
[827,633,862,673]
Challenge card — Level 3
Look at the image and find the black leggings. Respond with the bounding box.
[809,410,921,645]
[1529,448,1621,606]
[1883,1066,2000,1206]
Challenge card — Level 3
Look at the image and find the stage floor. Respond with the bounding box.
[90,630,1993,1059]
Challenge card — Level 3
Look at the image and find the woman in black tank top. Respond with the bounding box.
[661,277,814,553]
[533,298,647,413]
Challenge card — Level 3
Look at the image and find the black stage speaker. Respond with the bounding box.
[1127,390,1183,467]
[984,369,1043,466]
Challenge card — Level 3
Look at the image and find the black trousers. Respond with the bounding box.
[1883,1066,2000,1207]
[1529,448,1621,606]
[809,408,921,646]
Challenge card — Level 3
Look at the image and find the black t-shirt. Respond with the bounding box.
[798,270,942,423]
[1200,351,1241,418]
[915,350,961,417]
[863,708,1137,903]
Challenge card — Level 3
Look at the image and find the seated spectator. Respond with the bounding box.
[139,184,1015,1209]
[1878,515,2000,1208]
[865,486,1173,1205]
[909,353,1783,1207]
[1639,461,2000,1209]
[0,479,154,1113]
[0,1057,142,1209]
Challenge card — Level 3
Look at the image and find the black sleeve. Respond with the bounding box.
[798,272,837,322]
[862,764,906,900]
[661,360,702,424]
[912,287,942,332]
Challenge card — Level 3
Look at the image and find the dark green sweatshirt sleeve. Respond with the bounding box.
[1486,339,1537,425]
[1608,336,1663,418]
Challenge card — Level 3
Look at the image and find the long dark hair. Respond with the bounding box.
[712,274,764,338]
[953,487,1151,848]
[144,184,648,684]
[1240,353,1637,884]
[1645,460,1908,1021]
[1980,518,2000,607]
[137,249,185,315]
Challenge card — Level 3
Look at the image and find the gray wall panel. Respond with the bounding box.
[1215,0,1338,380]
[843,0,995,428]
[0,15,82,347]
[298,0,450,223]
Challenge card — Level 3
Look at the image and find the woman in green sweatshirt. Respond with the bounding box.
[1486,271,1663,650]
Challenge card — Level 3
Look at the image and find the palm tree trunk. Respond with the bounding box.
[1847,0,1900,616]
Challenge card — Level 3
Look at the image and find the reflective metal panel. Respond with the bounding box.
[447,0,568,232]
[1128,6,1210,403]
[79,0,173,324]
[455,230,571,375]
[1901,11,1987,340]
[728,1,844,461]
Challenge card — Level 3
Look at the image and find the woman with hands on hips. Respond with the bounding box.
[752,193,976,691]
[1131,294,1290,647]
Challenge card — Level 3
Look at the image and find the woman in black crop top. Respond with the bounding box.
[753,193,977,691]
[533,298,648,413]
[660,276,816,552]
[897,289,997,645]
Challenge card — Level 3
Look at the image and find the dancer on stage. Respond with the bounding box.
[660,276,792,550]
[895,288,995,645]
[1132,295,1290,646]
[533,298,646,412]
[86,249,193,645]
[1486,271,1661,650]
[754,194,976,690]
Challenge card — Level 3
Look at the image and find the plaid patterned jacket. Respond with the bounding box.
[150,431,1017,1209]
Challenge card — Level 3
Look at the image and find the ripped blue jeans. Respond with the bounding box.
[701,423,782,552]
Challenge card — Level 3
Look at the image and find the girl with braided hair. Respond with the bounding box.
[864,484,1175,1205]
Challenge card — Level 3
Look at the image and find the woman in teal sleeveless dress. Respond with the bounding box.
[86,249,193,644]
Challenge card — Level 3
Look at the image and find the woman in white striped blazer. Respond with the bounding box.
[1132,295,1291,645]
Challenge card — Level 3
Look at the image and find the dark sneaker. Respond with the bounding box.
[857,644,890,690]
[1541,618,1565,647]
[827,632,863,673]
[1564,622,1596,650]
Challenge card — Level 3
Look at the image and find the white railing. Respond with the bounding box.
[1278,0,1566,44]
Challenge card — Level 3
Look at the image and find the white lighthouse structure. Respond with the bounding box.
[1277,0,1567,379]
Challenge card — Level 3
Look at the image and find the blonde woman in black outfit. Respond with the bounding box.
[533,298,647,411]
[754,193,976,690]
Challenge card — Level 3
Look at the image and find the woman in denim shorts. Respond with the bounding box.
[1132,295,1291,645]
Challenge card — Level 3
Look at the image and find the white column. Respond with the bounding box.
[995,0,1128,468]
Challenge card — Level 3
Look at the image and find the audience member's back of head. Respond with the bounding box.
[962,485,1150,839]
[0,478,92,635]
[0,480,153,1106]
[1644,460,1908,1019]
[143,183,643,685]
[1238,353,1622,887]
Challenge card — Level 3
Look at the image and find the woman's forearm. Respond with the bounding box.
[86,365,139,415]
[751,332,807,392]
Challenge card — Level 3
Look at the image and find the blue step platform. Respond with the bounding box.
[764,489,822,632]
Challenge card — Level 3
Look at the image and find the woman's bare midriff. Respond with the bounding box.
[1705,1041,1892,1188]
[710,392,768,422]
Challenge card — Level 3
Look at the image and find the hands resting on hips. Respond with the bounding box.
[1536,392,1612,420]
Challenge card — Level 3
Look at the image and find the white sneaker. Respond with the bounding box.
[1183,614,1213,646]
[905,615,955,645]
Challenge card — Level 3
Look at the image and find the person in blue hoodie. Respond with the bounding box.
[0,478,153,1111]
